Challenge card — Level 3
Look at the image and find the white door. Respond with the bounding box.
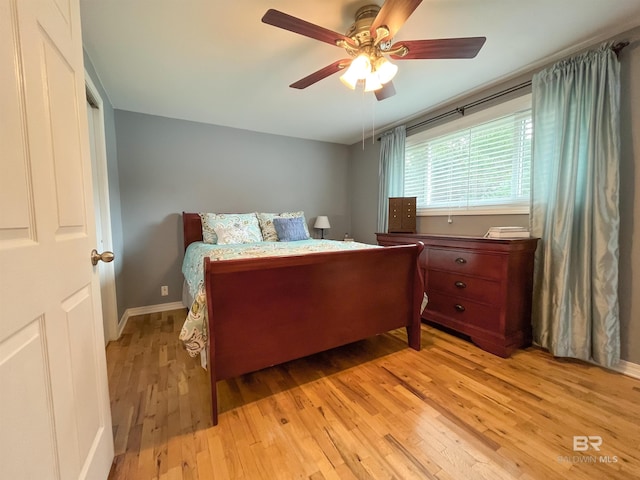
[0,0,114,479]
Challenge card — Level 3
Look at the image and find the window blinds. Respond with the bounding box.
[405,107,532,214]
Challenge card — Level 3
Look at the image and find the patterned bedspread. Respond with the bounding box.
[179,240,379,357]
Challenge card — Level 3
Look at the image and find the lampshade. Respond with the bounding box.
[364,71,383,92]
[314,216,331,229]
[375,57,398,85]
[340,54,371,90]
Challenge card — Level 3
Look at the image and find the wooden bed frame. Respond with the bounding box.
[182,212,424,425]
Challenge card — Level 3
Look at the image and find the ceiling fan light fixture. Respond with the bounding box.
[375,57,398,84]
[262,3,487,101]
[340,54,371,89]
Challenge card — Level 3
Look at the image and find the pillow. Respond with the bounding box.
[200,212,262,244]
[257,212,280,242]
[199,212,219,244]
[273,216,309,242]
[214,223,261,245]
[280,211,310,238]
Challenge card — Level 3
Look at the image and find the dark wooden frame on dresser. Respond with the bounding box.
[377,233,538,358]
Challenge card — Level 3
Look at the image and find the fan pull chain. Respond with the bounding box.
[361,86,366,150]
[360,89,379,149]
[371,93,376,144]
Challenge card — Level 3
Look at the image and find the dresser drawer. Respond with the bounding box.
[427,248,504,280]
[425,292,501,332]
[426,270,501,305]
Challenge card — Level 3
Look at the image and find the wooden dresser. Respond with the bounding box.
[377,233,538,357]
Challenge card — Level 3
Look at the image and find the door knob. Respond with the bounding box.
[91,249,115,266]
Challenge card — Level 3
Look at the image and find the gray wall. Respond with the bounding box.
[348,140,381,245]
[114,111,350,309]
[83,51,126,319]
[348,27,640,364]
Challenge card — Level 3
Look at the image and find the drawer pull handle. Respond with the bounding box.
[454,304,466,312]
[455,257,467,264]
[455,281,466,289]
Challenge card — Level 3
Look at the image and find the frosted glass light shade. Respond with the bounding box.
[340,55,371,89]
[376,58,398,84]
[364,71,383,92]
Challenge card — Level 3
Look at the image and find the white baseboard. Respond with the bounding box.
[586,357,640,380]
[532,340,640,381]
[609,359,640,380]
[117,301,186,338]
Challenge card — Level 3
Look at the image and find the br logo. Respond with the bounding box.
[573,435,603,452]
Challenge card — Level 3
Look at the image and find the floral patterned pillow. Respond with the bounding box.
[257,212,280,242]
[199,212,262,244]
[214,223,262,245]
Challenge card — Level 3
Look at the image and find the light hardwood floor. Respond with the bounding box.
[106,309,640,480]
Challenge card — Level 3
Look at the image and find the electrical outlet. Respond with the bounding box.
[161,285,168,296]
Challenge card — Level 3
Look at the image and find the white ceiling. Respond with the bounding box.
[80,0,640,145]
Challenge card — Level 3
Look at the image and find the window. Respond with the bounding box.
[405,95,532,215]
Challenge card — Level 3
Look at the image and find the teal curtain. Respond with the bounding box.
[378,125,406,232]
[531,44,621,367]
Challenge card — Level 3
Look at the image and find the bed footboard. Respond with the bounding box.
[204,243,424,425]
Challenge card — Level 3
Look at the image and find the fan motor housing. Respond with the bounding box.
[345,4,381,46]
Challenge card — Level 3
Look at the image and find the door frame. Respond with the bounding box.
[85,72,119,343]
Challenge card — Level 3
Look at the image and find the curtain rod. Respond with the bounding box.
[612,41,630,58]
[406,80,532,135]
[378,41,630,141]
[376,80,532,141]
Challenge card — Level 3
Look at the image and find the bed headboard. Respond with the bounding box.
[182,212,203,251]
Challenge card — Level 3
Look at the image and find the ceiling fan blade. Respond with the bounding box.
[375,81,396,101]
[390,37,486,60]
[290,59,351,89]
[262,9,356,48]
[370,0,423,41]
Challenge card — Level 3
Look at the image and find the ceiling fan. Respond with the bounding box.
[262,0,486,101]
